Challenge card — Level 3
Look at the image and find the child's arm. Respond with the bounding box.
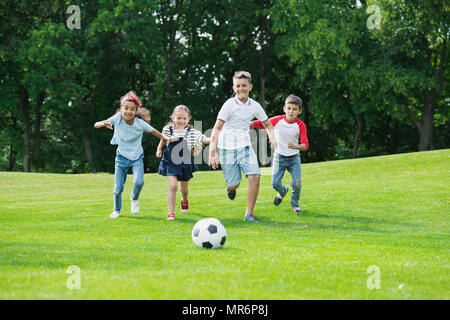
[150,129,177,142]
[262,119,277,149]
[154,127,177,158]
[287,142,308,151]
[208,120,224,169]
[287,122,309,151]
[156,138,165,158]
[94,120,113,130]
[250,120,265,129]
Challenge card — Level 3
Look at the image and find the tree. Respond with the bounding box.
[373,0,449,151]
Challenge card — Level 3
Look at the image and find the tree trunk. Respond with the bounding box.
[81,79,100,173]
[8,144,16,171]
[19,85,31,172]
[352,111,362,158]
[82,135,96,173]
[258,26,266,108]
[418,89,434,151]
[164,0,183,98]
[166,41,174,96]
[31,92,45,172]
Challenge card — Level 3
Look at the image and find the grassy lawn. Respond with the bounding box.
[0,149,448,299]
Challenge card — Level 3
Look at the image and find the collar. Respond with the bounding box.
[234,97,251,106]
[283,115,298,124]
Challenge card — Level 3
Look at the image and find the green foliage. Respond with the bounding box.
[0,0,448,172]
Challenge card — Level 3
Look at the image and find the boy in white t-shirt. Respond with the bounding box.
[251,94,309,214]
[208,71,277,222]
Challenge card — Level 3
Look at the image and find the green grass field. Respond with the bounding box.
[0,149,449,299]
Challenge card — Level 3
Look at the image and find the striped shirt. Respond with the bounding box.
[161,125,206,151]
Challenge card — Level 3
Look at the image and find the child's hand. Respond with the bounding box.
[269,138,277,149]
[104,121,113,130]
[161,134,173,142]
[169,136,179,142]
[287,141,297,149]
[156,149,162,158]
[208,152,220,169]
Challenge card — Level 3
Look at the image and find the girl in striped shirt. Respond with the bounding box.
[156,105,210,220]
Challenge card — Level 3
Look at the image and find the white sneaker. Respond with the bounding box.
[130,199,140,215]
[110,211,120,219]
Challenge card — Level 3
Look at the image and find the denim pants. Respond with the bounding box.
[271,152,302,208]
[113,152,144,212]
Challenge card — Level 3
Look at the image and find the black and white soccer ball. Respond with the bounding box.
[192,218,227,249]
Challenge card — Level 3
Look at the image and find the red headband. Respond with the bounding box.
[128,92,141,109]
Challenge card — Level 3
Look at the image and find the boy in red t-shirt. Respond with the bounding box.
[251,94,308,214]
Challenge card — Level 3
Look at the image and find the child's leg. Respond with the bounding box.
[167,175,178,213]
[113,165,128,212]
[287,155,302,208]
[240,146,261,217]
[271,153,288,195]
[131,156,144,200]
[246,174,260,215]
[180,181,189,202]
[219,148,242,194]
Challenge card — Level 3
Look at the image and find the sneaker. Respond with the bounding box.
[166,213,175,221]
[227,189,236,200]
[273,186,289,206]
[291,207,303,214]
[130,199,140,215]
[181,200,189,214]
[110,211,120,219]
[243,214,259,222]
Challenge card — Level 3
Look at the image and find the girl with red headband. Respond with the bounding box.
[94,91,177,218]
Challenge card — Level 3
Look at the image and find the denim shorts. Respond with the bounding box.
[218,146,260,187]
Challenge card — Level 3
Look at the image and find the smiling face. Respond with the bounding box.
[232,78,253,103]
[121,100,137,124]
[172,110,190,129]
[283,103,301,122]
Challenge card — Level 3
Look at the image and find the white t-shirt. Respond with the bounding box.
[217,97,268,150]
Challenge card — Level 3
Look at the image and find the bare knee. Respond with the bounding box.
[248,174,260,187]
[169,183,178,193]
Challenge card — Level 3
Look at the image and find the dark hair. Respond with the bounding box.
[114,107,151,124]
[233,71,252,84]
[285,94,302,109]
[120,91,142,109]
[115,91,151,124]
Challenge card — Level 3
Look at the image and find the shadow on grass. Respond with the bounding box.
[111,207,419,235]
[308,212,420,228]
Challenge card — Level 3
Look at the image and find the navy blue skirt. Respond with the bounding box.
[158,126,198,181]
[158,159,198,181]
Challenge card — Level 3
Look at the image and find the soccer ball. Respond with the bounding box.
[192,218,227,249]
